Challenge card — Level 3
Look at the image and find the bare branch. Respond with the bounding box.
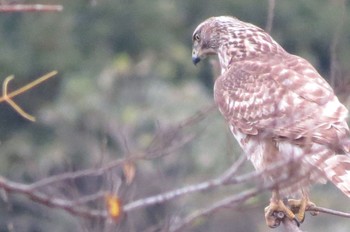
[167,144,337,232]
[29,158,131,190]
[0,134,350,230]
[0,105,215,224]
[177,104,216,129]
[0,4,63,12]
[169,170,296,232]
[123,154,246,212]
[307,206,350,219]
[265,0,276,33]
[0,100,348,230]
[0,175,107,220]
[329,0,346,88]
[169,187,266,232]
[31,105,214,190]
[73,191,106,206]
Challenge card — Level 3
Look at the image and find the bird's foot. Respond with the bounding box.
[264,199,299,228]
[288,198,318,222]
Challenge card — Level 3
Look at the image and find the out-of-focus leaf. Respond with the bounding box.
[123,161,136,185]
[105,194,122,222]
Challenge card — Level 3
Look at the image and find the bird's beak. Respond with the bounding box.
[192,55,201,65]
[192,48,201,65]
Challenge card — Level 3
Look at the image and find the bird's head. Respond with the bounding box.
[192,16,282,70]
[191,16,230,65]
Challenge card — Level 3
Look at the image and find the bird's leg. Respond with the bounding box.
[288,196,317,223]
[264,191,298,228]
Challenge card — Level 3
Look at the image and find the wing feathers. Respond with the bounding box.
[214,54,349,149]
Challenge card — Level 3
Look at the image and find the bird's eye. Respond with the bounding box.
[193,33,200,42]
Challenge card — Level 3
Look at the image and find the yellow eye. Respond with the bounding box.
[193,33,200,42]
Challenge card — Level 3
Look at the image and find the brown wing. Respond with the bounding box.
[214,54,349,149]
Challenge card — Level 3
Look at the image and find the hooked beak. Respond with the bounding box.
[192,55,201,65]
[192,48,201,65]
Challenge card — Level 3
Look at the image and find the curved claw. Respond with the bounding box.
[293,217,301,227]
[288,198,317,223]
[265,200,297,228]
[264,192,318,228]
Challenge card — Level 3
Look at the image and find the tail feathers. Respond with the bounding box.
[324,155,350,197]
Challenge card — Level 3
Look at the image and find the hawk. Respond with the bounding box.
[191,16,350,228]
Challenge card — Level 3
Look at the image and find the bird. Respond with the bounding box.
[191,16,350,228]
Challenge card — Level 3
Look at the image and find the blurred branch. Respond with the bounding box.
[177,104,216,128]
[141,104,216,159]
[0,105,215,223]
[29,157,133,190]
[265,0,276,33]
[124,154,246,212]
[329,0,346,88]
[170,186,269,232]
[0,175,107,220]
[169,157,307,231]
[0,98,348,230]
[0,4,63,12]
[31,105,215,190]
[307,206,350,218]
[0,139,350,229]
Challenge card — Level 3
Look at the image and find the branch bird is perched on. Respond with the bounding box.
[192,16,350,228]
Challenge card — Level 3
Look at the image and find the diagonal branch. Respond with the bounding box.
[0,175,107,220]
[0,152,350,228]
[123,154,246,212]
[170,186,268,232]
[169,171,294,232]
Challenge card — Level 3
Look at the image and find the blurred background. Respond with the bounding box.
[0,0,350,231]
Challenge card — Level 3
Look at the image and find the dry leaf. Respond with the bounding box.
[123,161,136,185]
[105,194,122,221]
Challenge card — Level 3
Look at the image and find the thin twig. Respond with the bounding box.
[0,4,63,12]
[123,155,246,212]
[0,176,107,220]
[0,152,350,227]
[265,0,276,33]
[169,171,293,232]
[73,191,106,206]
[32,131,194,189]
[2,76,35,121]
[168,146,338,232]
[29,157,136,190]
[170,187,266,232]
[329,0,346,88]
[307,206,350,218]
[0,71,58,121]
[0,71,58,101]
[178,104,216,129]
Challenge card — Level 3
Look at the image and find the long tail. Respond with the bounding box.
[324,155,350,197]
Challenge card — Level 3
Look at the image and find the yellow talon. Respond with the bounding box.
[288,198,317,222]
[264,190,319,228]
[265,199,297,228]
